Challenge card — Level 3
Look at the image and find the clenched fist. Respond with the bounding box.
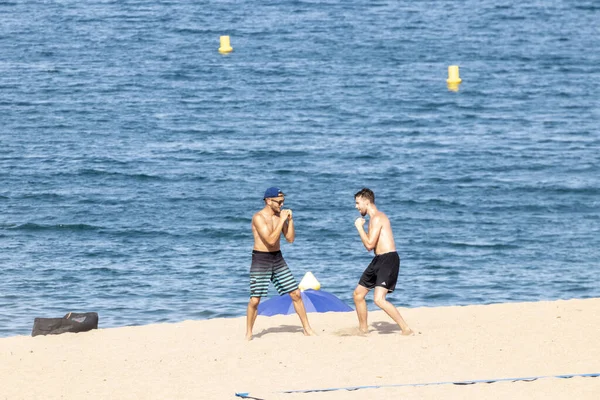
[355,217,365,228]
[280,209,292,220]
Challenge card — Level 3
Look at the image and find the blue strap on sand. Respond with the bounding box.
[236,372,599,397]
[235,393,264,399]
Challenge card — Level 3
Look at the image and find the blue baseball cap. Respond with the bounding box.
[264,187,285,199]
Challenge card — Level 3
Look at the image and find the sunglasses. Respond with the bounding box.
[270,199,284,205]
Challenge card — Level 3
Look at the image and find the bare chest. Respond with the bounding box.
[265,215,281,232]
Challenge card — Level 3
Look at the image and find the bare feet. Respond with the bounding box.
[245,333,253,341]
[304,328,317,336]
[358,326,369,335]
[401,327,414,336]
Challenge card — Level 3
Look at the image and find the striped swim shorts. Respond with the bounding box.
[250,250,298,298]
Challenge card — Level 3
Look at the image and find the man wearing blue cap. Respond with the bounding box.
[245,187,316,340]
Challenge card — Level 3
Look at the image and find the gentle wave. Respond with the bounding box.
[8,223,102,232]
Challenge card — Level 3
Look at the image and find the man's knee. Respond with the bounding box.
[289,289,302,301]
[353,287,367,301]
[373,288,389,307]
[373,295,387,308]
[248,297,261,308]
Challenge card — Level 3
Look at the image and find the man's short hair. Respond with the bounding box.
[354,188,375,203]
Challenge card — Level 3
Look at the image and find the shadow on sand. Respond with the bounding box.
[253,325,304,339]
[332,321,402,337]
[371,321,401,334]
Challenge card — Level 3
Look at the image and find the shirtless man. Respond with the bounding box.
[353,188,413,335]
[245,187,316,340]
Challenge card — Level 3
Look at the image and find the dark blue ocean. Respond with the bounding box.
[1,0,599,337]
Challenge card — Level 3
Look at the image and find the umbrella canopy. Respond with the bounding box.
[258,289,353,316]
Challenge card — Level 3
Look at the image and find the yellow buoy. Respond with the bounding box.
[447,82,460,92]
[446,65,462,84]
[299,271,321,291]
[219,35,233,53]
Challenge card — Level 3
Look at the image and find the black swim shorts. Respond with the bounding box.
[250,250,299,298]
[358,251,400,293]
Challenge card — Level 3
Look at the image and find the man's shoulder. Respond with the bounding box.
[253,210,271,224]
[373,211,391,223]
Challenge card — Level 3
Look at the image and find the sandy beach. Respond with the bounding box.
[1,298,598,399]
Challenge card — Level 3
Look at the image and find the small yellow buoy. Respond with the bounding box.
[299,271,321,291]
[447,83,459,92]
[446,65,462,84]
[219,35,233,53]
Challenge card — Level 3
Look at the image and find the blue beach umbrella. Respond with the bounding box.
[258,289,353,316]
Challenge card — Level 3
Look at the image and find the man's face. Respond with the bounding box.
[267,196,285,213]
[355,196,368,216]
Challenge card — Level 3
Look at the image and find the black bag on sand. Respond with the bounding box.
[31,312,99,337]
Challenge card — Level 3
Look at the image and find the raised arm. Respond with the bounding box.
[281,210,295,243]
[253,211,289,247]
[355,215,383,252]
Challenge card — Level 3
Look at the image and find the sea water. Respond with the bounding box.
[1,0,599,337]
